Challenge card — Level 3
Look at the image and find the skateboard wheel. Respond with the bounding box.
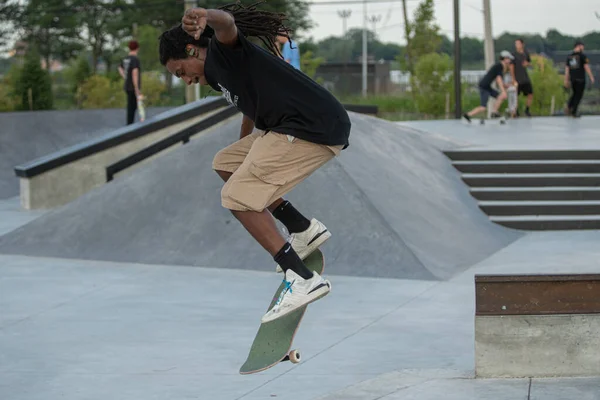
[289,350,301,363]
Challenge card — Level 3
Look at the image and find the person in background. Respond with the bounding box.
[564,40,595,118]
[118,40,143,125]
[277,35,301,71]
[510,39,533,117]
[462,51,514,123]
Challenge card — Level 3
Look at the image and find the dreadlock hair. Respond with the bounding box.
[159,1,292,66]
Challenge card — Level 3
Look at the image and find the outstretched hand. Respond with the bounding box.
[182,8,208,40]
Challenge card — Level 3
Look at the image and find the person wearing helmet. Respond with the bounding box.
[463,50,514,123]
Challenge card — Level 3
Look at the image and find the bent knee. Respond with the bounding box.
[215,169,232,182]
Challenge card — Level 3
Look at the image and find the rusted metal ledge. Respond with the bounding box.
[475,274,600,316]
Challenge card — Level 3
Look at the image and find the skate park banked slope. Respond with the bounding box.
[0,113,521,280]
[0,107,173,200]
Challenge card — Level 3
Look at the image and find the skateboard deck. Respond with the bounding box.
[507,86,517,117]
[239,249,325,375]
[137,96,146,122]
[480,116,506,125]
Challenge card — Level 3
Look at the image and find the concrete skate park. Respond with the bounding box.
[1,98,599,399]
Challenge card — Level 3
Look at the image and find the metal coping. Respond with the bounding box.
[106,106,238,182]
[13,97,228,178]
[475,274,600,316]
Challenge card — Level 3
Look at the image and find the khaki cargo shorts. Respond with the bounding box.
[212,130,342,212]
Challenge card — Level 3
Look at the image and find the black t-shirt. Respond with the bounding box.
[120,55,141,92]
[479,62,504,88]
[566,51,589,81]
[204,31,351,148]
[512,51,531,84]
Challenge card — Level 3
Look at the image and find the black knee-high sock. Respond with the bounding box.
[272,201,311,233]
[274,243,313,280]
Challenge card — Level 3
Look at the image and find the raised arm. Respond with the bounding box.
[182,8,238,47]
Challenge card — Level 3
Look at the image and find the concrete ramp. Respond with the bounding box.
[0,107,173,199]
[0,113,521,280]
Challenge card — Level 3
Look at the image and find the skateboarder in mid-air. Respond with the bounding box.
[463,51,514,123]
[158,2,351,323]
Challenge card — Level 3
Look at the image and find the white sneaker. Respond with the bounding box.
[261,269,331,323]
[276,218,331,273]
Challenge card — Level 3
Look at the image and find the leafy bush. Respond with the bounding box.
[76,71,167,109]
[139,71,167,106]
[527,55,568,115]
[412,52,453,116]
[300,50,324,81]
[76,75,124,109]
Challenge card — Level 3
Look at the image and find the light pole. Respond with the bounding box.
[453,0,461,119]
[362,0,368,97]
[368,14,381,35]
[337,10,352,36]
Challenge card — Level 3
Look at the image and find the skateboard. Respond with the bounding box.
[480,116,506,125]
[507,86,517,118]
[239,249,325,375]
[137,95,146,122]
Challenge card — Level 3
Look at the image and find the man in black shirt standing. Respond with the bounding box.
[463,51,514,123]
[118,40,143,125]
[158,3,351,323]
[510,38,533,117]
[565,40,595,117]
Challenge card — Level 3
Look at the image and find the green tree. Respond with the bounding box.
[18,0,81,68]
[460,37,485,68]
[139,71,167,106]
[528,55,568,116]
[63,54,92,95]
[0,63,20,111]
[14,47,53,110]
[317,36,354,62]
[76,74,124,109]
[412,52,453,116]
[136,24,162,72]
[300,50,324,80]
[72,0,129,73]
[398,0,442,75]
[299,38,319,55]
[0,0,18,52]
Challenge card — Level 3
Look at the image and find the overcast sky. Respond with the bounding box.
[304,0,600,43]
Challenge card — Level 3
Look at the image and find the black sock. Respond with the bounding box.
[271,201,311,234]
[274,243,313,280]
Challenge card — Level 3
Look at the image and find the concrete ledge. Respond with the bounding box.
[475,274,600,378]
[16,98,229,209]
[475,314,600,378]
[14,97,227,178]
